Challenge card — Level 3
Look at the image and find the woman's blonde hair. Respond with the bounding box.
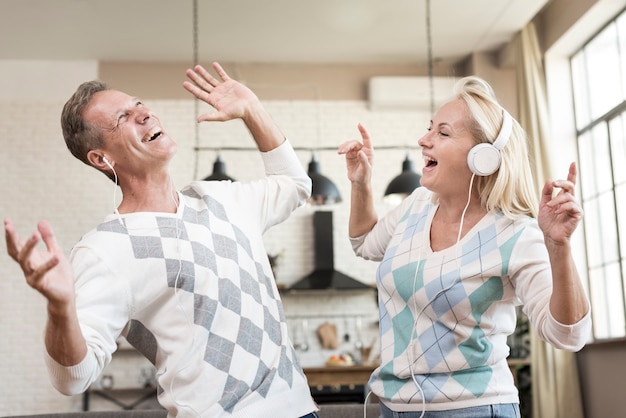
[445,76,538,218]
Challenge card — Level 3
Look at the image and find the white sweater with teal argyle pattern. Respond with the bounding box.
[351,187,590,413]
[45,140,317,418]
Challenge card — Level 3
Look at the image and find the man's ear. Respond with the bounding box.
[87,150,111,171]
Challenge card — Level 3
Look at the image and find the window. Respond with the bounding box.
[570,8,626,340]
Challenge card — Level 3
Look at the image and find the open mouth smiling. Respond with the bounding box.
[143,127,163,142]
[424,156,438,168]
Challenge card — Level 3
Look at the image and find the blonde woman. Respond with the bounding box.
[339,76,590,418]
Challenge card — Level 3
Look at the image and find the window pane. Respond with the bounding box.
[589,265,608,338]
[606,262,625,338]
[578,130,595,199]
[618,259,626,324]
[571,52,590,130]
[590,263,626,339]
[585,23,622,120]
[583,192,619,267]
[617,13,626,100]
[591,123,613,194]
[609,114,626,185]
[618,183,626,257]
[578,122,613,198]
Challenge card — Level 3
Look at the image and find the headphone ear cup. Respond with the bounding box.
[467,143,501,176]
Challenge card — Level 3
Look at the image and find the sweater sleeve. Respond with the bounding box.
[510,221,591,351]
[230,139,311,233]
[260,140,311,229]
[351,188,429,261]
[46,246,132,395]
[262,138,311,203]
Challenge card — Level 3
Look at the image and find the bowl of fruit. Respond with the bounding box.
[325,353,355,367]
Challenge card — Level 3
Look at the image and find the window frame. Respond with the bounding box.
[570,7,626,341]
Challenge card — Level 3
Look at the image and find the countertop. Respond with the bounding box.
[303,364,377,387]
[302,358,530,388]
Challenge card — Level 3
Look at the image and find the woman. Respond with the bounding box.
[338,76,590,418]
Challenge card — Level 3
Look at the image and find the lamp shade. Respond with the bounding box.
[307,155,342,205]
[384,154,421,197]
[203,155,236,181]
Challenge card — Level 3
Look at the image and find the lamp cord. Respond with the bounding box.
[426,0,434,115]
[192,0,200,181]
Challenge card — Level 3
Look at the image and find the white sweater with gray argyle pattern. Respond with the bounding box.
[351,187,590,413]
[45,140,317,418]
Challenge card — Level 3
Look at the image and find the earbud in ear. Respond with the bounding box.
[103,156,114,171]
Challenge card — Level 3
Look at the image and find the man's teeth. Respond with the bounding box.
[143,129,162,142]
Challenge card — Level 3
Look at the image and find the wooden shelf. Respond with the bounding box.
[303,365,377,387]
[304,359,530,390]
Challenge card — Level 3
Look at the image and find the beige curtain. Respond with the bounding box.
[513,22,585,418]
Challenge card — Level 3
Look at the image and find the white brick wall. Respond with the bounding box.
[0,95,429,414]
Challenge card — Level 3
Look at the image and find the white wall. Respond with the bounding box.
[0,60,98,101]
[0,60,429,415]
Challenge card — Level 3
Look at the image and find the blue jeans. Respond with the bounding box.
[300,412,320,418]
[380,402,520,418]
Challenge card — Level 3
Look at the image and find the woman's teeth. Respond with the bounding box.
[425,157,437,167]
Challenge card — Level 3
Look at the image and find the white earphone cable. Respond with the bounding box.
[109,172,200,416]
[108,164,123,226]
[405,173,476,417]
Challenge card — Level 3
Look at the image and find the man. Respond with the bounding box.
[4,62,318,418]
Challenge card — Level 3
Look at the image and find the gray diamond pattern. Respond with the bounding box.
[130,235,165,259]
[166,259,195,292]
[96,189,296,412]
[194,293,219,329]
[220,375,250,412]
[205,333,237,373]
[237,317,263,356]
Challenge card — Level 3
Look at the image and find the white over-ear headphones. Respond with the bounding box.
[467,109,512,176]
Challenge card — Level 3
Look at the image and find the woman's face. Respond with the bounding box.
[417,99,476,197]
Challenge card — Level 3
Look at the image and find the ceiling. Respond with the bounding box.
[0,0,549,66]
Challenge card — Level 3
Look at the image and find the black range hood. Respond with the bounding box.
[289,211,372,291]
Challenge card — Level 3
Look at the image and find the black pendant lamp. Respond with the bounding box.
[384,1,430,200]
[384,153,421,198]
[203,155,236,181]
[307,154,342,205]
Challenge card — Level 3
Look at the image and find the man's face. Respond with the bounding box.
[83,89,177,179]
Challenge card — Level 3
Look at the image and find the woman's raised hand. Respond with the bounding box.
[338,123,375,185]
[538,162,583,246]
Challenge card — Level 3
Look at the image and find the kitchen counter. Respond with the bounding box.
[303,364,377,387]
[303,365,378,404]
[303,358,530,388]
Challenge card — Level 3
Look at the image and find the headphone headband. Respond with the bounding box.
[492,109,512,150]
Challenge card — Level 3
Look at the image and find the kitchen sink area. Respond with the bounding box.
[281,287,380,405]
[277,210,381,404]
